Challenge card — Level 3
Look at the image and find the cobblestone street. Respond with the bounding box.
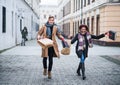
[0,0,120,85]
[0,40,120,85]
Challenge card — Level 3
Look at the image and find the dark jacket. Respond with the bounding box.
[71,33,105,58]
[21,29,28,39]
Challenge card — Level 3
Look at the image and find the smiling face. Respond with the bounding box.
[80,27,87,35]
[48,17,54,25]
[79,25,89,35]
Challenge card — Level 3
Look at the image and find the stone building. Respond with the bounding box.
[39,5,58,27]
[0,0,40,51]
[58,0,120,46]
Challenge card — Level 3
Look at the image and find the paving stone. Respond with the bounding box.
[0,40,120,85]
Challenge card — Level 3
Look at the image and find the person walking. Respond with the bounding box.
[71,24,108,80]
[21,26,28,46]
[37,16,65,79]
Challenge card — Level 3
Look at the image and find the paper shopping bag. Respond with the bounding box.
[109,30,116,40]
[37,38,53,49]
[61,40,71,55]
[61,48,70,55]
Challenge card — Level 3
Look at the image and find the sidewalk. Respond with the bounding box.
[0,40,120,85]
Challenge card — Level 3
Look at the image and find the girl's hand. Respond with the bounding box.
[61,37,65,41]
[105,31,109,36]
[37,35,43,40]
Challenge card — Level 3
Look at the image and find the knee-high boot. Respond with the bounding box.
[81,62,86,80]
[77,62,82,76]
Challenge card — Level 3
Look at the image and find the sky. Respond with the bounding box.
[40,0,58,6]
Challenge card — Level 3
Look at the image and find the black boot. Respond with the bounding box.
[77,63,81,76]
[81,63,86,80]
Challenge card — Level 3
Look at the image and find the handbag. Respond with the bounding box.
[61,48,70,55]
[109,30,116,40]
[61,40,71,55]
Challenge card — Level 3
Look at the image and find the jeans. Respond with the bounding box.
[81,53,85,63]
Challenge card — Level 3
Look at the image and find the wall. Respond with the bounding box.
[0,0,39,51]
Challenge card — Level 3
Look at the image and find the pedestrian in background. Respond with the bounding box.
[71,24,108,80]
[37,16,65,79]
[21,26,28,46]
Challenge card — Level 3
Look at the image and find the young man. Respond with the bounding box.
[37,16,64,79]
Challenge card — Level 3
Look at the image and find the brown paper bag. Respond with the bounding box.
[37,38,53,49]
[61,39,71,55]
[61,48,70,55]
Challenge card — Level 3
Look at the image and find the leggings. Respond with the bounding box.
[43,47,54,71]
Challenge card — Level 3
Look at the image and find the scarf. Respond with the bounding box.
[45,22,57,38]
[78,32,93,51]
[45,22,54,38]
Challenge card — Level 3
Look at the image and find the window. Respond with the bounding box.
[92,0,95,3]
[87,17,89,28]
[75,21,78,33]
[73,0,75,12]
[96,15,100,35]
[91,16,94,34]
[81,0,83,8]
[20,19,22,31]
[80,20,82,24]
[2,6,6,33]
[44,14,46,19]
[78,21,79,27]
[88,0,90,5]
[75,22,77,34]
[63,23,70,36]
[76,0,77,11]
[73,22,75,36]
[63,1,71,16]
[78,0,80,10]
[54,15,57,19]
[83,18,85,24]
[12,11,14,37]
[84,0,86,7]
[63,7,65,16]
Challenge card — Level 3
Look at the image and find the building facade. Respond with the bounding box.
[39,5,58,27]
[0,0,40,51]
[58,0,120,46]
